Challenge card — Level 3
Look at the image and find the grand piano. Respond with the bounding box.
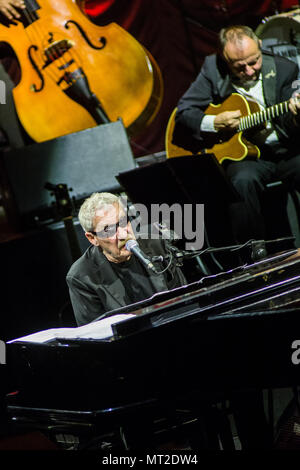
[4,248,300,449]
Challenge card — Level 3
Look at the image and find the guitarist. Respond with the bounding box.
[173,25,300,244]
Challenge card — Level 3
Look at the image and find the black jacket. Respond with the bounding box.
[66,237,186,326]
[173,51,300,154]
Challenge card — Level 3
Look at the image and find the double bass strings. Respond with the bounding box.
[18,1,83,89]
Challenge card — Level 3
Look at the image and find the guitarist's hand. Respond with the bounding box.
[0,0,25,20]
[214,110,241,131]
[289,93,300,126]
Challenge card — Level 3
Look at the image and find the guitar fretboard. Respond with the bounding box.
[238,100,290,131]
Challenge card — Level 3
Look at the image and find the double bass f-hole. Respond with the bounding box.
[28,38,75,93]
[28,30,84,93]
[6,0,163,142]
[27,20,106,94]
[28,44,44,92]
[27,25,109,124]
[64,20,106,50]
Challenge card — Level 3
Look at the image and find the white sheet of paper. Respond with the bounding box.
[7,314,136,344]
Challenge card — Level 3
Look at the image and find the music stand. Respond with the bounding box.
[118,153,237,205]
[117,153,239,243]
[117,154,241,273]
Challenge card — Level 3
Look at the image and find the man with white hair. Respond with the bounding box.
[66,192,186,326]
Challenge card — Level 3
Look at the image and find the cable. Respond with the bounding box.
[203,226,225,271]
[151,249,174,275]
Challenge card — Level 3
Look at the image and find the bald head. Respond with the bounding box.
[219,26,262,85]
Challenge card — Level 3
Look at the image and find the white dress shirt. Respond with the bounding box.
[201,74,279,147]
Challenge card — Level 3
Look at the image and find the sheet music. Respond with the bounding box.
[7,314,136,344]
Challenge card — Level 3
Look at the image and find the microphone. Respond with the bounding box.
[125,239,157,273]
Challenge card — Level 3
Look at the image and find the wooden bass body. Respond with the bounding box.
[2,0,163,142]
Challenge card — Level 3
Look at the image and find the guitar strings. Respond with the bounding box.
[239,100,290,131]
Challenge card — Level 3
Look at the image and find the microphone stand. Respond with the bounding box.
[155,236,296,265]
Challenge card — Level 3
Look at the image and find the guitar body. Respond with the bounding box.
[205,93,261,163]
[2,0,163,142]
[166,93,262,163]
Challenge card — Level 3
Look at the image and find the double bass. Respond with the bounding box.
[0,0,163,142]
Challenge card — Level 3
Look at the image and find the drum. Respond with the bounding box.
[256,8,300,71]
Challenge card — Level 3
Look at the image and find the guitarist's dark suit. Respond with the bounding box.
[173,51,299,153]
[173,50,300,243]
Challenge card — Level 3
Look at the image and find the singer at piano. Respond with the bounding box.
[65,192,274,450]
[66,192,186,327]
[173,24,300,244]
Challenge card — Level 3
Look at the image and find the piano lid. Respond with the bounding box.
[111,249,300,339]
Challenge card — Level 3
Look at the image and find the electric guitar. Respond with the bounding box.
[166,92,294,163]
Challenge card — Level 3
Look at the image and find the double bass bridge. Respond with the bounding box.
[42,38,75,69]
[28,34,82,92]
[11,0,163,141]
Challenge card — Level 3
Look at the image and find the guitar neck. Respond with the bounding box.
[238,99,290,132]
